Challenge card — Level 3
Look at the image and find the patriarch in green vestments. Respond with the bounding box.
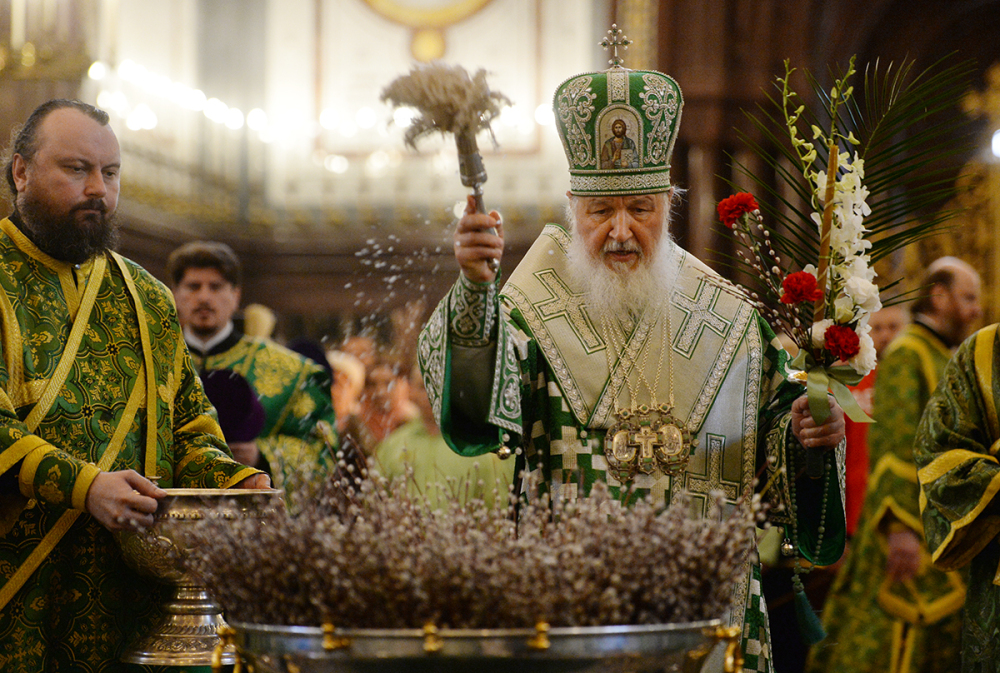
[0,99,270,672]
[418,48,848,672]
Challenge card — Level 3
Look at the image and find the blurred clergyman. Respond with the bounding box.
[201,369,267,466]
[374,366,515,509]
[167,241,338,507]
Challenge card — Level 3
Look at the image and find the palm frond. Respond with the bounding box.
[725,55,975,289]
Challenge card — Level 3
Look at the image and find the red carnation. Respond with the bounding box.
[780,272,823,304]
[824,324,861,361]
[717,192,760,228]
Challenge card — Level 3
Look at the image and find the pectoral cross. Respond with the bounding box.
[607,417,690,481]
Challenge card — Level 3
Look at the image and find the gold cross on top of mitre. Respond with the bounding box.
[600,24,632,68]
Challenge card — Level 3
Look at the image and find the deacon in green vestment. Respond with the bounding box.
[915,323,1000,673]
[418,49,847,673]
[167,241,338,509]
[0,100,269,672]
[807,258,981,673]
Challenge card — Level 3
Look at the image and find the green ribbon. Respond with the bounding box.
[788,352,873,425]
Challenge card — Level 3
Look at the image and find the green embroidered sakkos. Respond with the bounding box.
[807,322,964,673]
[0,218,258,672]
[418,225,846,673]
[915,324,1000,673]
[190,335,337,506]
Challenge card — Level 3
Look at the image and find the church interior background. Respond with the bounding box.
[1,0,999,349]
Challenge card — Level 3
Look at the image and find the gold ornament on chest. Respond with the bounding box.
[604,403,693,482]
[598,305,693,483]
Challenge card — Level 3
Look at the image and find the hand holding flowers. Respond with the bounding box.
[716,54,971,424]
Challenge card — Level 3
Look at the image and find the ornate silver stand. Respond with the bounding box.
[116,488,284,667]
[220,620,743,673]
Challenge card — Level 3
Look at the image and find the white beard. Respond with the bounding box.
[565,215,680,326]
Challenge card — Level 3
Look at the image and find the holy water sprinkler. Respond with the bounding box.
[381,63,510,271]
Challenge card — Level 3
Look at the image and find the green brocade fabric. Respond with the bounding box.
[807,323,964,673]
[190,336,337,507]
[914,324,1000,672]
[418,226,846,673]
[0,218,258,672]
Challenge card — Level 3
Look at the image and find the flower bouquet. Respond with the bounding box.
[717,55,973,425]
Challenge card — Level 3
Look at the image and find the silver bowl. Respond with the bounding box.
[116,487,284,667]
[222,620,742,673]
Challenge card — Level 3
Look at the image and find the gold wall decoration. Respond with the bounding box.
[908,63,1000,325]
[359,0,495,62]
[616,0,658,69]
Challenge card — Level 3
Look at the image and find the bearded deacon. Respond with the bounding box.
[417,50,848,670]
[0,99,269,670]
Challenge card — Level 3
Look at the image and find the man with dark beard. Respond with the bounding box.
[418,41,847,671]
[0,99,270,671]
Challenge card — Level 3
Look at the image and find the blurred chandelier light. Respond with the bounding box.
[324,154,350,174]
[88,60,260,137]
[534,103,554,126]
[85,59,549,180]
[355,106,378,129]
[319,108,339,130]
[247,108,268,131]
[392,107,416,128]
[225,107,245,130]
[992,129,1000,158]
[126,103,157,131]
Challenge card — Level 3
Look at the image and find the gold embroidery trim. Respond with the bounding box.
[918,449,996,485]
[175,445,225,476]
[869,453,920,490]
[222,467,262,489]
[23,255,107,432]
[18,380,48,408]
[269,362,311,437]
[18,442,54,496]
[0,388,15,414]
[929,471,1000,568]
[888,621,915,673]
[113,253,159,480]
[974,324,999,441]
[70,463,101,510]
[0,362,148,611]
[177,415,224,442]
[877,571,965,626]
[0,435,48,479]
[231,339,265,378]
[58,267,80,320]
[0,266,24,407]
[868,496,966,625]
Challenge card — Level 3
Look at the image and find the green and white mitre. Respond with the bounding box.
[552,25,682,196]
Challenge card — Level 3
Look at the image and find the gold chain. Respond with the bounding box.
[599,303,674,415]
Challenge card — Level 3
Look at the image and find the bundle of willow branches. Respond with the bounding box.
[380,62,509,150]
[181,469,762,629]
